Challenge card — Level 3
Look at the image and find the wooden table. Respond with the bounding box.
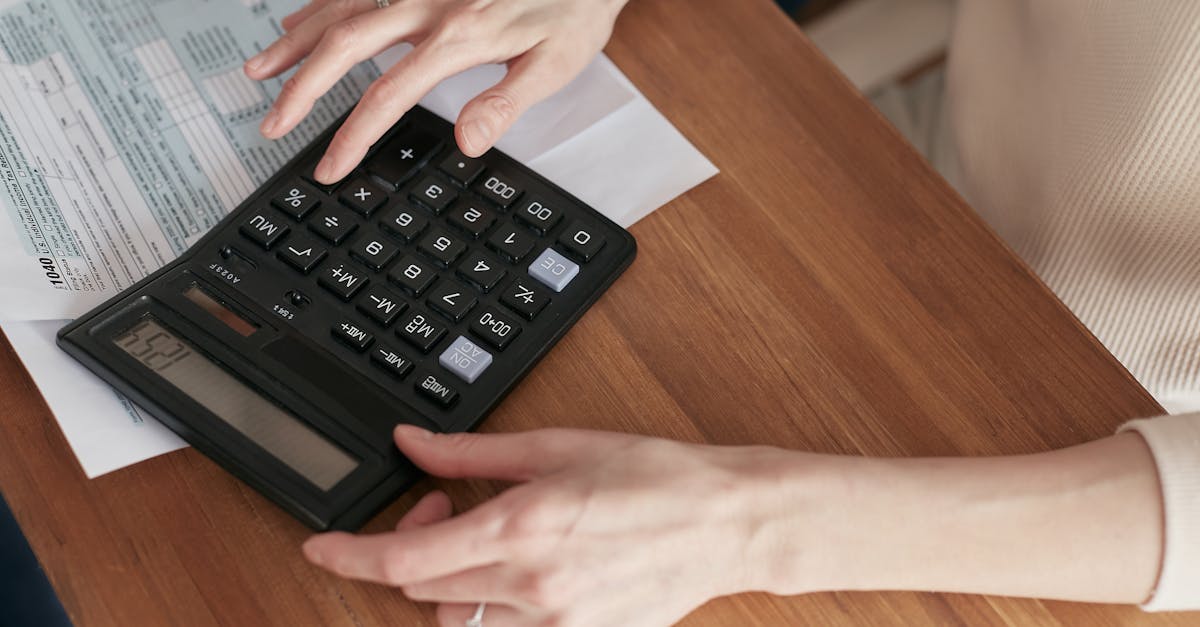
[0,0,1188,624]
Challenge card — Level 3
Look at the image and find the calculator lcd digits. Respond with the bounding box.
[58,106,636,530]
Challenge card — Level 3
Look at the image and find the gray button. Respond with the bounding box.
[528,248,579,292]
[439,335,493,383]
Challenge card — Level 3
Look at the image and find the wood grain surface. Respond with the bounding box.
[0,0,1190,624]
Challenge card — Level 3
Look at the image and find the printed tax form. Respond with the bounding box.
[0,0,717,477]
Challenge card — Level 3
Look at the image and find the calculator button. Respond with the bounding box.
[350,232,399,271]
[486,225,536,262]
[470,307,521,350]
[439,336,493,384]
[514,197,562,234]
[356,286,407,326]
[339,177,388,216]
[239,211,290,250]
[271,180,320,220]
[387,255,438,296]
[370,344,415,379]
[528,248,579,293]
[438,151,485,184]
[368,129,441,189]
[409,176,457,214]
[445,200,496,238]
[397,309,448,353]
[308,206,358,245]
[332,320,374,352]
[472,172,523,209]
[557,221,605,261]
[417,228,467,266]
[500,279,550,319]
[427,280,477,322]
[319,261,369,300]
[416,372,459,407]
[277,233,328,274]
[379,204,429,242]
[456,251,506,292]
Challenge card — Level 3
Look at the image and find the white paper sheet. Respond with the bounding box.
[0,1,716,477]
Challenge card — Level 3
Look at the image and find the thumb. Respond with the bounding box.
[454,45,590,157]
[393,425,632,482]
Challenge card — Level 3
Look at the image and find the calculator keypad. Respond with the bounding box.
[220,112,628,425]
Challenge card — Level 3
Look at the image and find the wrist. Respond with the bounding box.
[731,434,1163,603]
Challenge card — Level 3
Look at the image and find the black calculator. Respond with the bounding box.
[58,106,636,530]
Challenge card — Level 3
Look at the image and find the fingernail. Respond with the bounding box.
[302,541,324,566]
[260,110,279,137]
[313,155,336,183]
[463,119,491,153]
[395,424,434,441]
[245,53,266,74]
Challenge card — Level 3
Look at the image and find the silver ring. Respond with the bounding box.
[375,0,390,8]
[465,602,486,627]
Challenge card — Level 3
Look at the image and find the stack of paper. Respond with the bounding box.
[0,0,716,477]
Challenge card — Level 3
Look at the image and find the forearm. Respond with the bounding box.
[744,432,1163,603]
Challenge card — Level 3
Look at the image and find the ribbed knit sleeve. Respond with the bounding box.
[1119,414,1200,611]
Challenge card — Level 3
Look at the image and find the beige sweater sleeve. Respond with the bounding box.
[1119,414,1200,611]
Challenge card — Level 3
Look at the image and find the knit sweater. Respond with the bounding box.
[946,0,1200,610]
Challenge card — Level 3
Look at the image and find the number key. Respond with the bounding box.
[456,251,506,292]
[350,231,399,271]
[446,199,496,238]
[472,172,523,209]
[557,220,606,261]
[387,255,438,296]
[486,225,535,262]
[379,204,428,242]
[427,280,477,322]
[417,228,467,266]
[514,197,562,234]
[409,175,457,214]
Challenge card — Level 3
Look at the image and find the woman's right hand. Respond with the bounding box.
[244,0,631,185]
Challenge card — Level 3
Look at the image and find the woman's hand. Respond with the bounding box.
[302,426,792,626]
[244,0,629,184]
[302,426,1166,625]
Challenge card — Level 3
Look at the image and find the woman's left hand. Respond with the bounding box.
[302,425,787,627]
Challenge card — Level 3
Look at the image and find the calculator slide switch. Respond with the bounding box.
[528,248,579,293]
[439,336,493,384]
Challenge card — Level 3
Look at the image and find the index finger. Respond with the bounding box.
[312,35,492,183]
[303,506,506,586]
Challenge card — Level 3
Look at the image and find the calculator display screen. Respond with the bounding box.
[114,318,357,491]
